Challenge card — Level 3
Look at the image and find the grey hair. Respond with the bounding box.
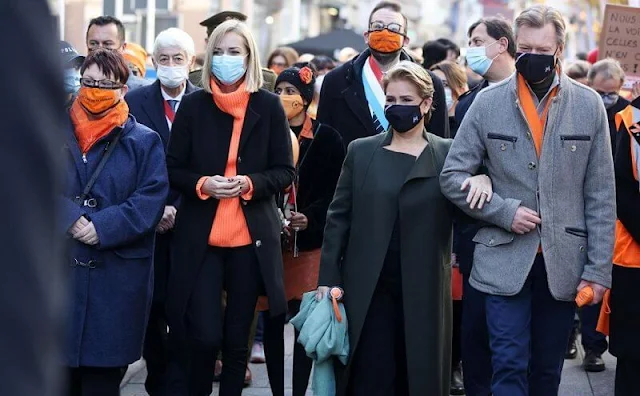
[515,5,566,47]
[588,58,625,85]
[153,28,195,58]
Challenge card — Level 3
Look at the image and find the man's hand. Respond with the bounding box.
[156,205,177,234]
[577,280,608,305]
[511,206,542,235]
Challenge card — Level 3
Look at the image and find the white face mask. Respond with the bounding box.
[156,65,189,89]
[444,87,454,111]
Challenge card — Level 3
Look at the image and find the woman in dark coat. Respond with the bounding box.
[165,20,295,396]
[61,49,168,395]
[259,64,345,396]
[316,61,492,396]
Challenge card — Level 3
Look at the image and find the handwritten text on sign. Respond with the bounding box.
[600,4,640,86]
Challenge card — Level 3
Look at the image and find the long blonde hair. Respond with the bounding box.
[201,20,263,93]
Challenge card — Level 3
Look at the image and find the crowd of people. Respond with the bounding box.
[56,1,640,396]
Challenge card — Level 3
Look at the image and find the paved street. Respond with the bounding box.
[121,325,616,396]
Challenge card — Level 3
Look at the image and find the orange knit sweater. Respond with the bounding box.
[196,79,254,247]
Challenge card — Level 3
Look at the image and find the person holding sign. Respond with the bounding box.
[440,5,616,396]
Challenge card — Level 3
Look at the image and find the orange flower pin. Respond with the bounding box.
[299,67,313,84]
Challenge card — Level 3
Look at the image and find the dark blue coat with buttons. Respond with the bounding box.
[59,115,168,367]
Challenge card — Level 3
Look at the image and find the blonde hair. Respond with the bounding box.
[431,61,468,100]
[382,61,435,119]
[201,20,263,93]
[515,5,566,47]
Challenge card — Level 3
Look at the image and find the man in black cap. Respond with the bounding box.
[60,41,85,109]
[189,11,277,92]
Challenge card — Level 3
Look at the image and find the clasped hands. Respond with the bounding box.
[69,216,99,245]
[202,175,250,200]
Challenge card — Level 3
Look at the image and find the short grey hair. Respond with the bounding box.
[588,58,625,85]
[515,5,566,47]
[153,28,195,58]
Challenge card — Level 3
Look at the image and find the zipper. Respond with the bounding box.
[487,133,518,149]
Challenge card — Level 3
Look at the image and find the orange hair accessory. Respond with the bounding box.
[299,66,313,85]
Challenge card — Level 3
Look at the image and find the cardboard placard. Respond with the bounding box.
[599,4,640,88]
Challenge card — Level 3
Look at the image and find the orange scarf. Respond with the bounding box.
[517,73,558,157]
[207,78,252,247]
[70,99,129,154]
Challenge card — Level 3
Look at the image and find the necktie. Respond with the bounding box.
[167,100,178,112]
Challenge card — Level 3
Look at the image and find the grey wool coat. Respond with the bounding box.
[318,131,454,396]
[440,72,616,301]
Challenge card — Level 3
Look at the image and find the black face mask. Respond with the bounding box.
[515,52,556,84]
[384,103,424,133]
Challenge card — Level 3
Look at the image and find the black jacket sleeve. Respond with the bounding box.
[614,120,640,243]
[426,70,451,139]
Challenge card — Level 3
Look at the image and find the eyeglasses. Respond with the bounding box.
[369,21,404,34]
[80,78,124,89]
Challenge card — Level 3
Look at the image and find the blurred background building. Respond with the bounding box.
[49,0,638,62]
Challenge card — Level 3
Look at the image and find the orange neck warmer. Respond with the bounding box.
[209,78,250,119]
[70,99,129,154]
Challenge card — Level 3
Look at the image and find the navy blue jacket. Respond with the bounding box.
[60,116,168,367]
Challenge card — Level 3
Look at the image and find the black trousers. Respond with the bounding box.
[451,299,462,369]
[143,302,168,395]
[67,366,126,396]
[168,245,264,396]
[263,300,313,396]
[347,285,408,396]
[615,358,640,396]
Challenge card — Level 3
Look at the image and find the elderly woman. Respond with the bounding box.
[125,27,198,395]
[165,20,295,395]
[61,48,168,395]
[316,61,492,396]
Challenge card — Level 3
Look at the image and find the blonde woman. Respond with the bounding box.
[165,19,295,395]
[431,61,469,137]
[316,61,492,396]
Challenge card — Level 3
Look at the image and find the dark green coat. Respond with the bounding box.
[318,131,453,396]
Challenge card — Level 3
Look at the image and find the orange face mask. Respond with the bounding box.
[368,29,404,54]
[77,86,121,115]
[280,94,305,119]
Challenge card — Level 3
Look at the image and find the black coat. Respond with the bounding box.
[316,49,450,146]
[166,88,295,335]
[294,122,346,251]
[319,132,454,396]
[126,80,199,302]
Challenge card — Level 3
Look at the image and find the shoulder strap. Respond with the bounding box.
[74,127,124,206]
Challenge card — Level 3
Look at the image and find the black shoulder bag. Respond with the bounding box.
[74,127,124,207]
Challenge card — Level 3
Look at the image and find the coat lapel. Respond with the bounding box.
[238,95,261,154]
[404,132,439,183]
[342,84,377,137]
[141,81,171,143]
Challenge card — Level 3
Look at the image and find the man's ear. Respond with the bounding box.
[364,31,370,45]
[403,35,411,47]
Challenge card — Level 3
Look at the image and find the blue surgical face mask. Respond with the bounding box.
[64,68,81,94]
[444,87,454,111]
[211,55,247,85]
[465,41,498,76]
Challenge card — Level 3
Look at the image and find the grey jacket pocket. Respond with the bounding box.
[565,227,588,238]
[473,227,515,247]
[487,133,518,142]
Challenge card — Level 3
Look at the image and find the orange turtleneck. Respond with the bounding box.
[195,79,254,247]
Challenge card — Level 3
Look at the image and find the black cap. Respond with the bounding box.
[200,11,247,36]
[60,41,85,69]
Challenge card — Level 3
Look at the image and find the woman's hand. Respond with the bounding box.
[73,221,99,245]
[202,175,243,199]
[289,211,308,231]
[156,205,177,234]
[461,174,493,210]
[316,286,330,301]
[69,216,89,236]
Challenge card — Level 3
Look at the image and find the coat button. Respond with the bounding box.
[570,145,577,152]
[242,200,247,206]
[255,240,262,248]
[238,156,242,163]
[528,162,536,170]
[500,143,507,151]
[579,245,585,252]
[488,239,495,246]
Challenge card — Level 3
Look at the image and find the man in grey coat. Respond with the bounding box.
[440,5,616,396]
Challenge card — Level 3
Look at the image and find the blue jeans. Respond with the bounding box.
[484,255,576,396]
